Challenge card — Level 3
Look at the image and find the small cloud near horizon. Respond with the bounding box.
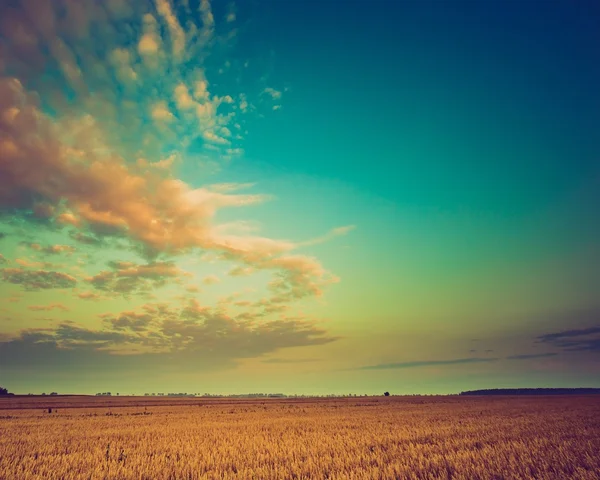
[506,353,558,360]
[536,324,600,353]
[357,357,498,370]
[261,358,321,364]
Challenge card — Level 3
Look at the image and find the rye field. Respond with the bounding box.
[1,395,599,480]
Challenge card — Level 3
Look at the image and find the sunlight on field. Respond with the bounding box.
[1,396,599,479]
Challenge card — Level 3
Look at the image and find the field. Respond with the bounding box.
[1,396,599,479]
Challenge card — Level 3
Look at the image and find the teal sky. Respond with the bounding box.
[0,0,599,395]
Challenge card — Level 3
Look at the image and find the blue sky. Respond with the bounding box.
[0,0,599,395]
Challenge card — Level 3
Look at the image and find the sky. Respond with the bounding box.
[0,0,599,395]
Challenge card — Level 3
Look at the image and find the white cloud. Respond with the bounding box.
[194,79,209,100]
[139,34,160,55]
[138,14,162,61]
[218,95,234,104]
[239,94,248,112]
[0,0,338,319]
[138,153,177,170]
[155,0,186,59]
[226,4,236,24]
[202,130,230,145]
[297,225,357,248]
[109,48,137,85]
[198,0,215,44]
[196,102,216,124]
[202,274,220,285]
[151,102,176,122]
[225,147,244,156]
[174,83,196,110]
[207,183,255,193]
[263,87,282,100]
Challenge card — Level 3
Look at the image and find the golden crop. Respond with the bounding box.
[1,396,599,479]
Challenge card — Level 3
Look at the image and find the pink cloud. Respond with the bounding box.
[77,291,102,301]
[0,0,353,308]
[202,274,220,285]
[28,303,70,312]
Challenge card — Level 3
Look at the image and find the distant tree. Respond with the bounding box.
[50,392,58,396]
[0,386,9,395]
[384,391,390,397]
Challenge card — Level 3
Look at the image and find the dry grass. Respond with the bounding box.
[1,395,599,479]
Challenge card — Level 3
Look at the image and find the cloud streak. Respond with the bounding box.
[506,353,558,360]
[1,268,77,291]
[28,303,70,312]
[357,352,563,371]
[537,325,600,353]
[262,357,320,364]
[23,243,77,255]
[357,357,498,370]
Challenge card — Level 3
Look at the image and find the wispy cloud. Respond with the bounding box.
[24,244,77,255]
[14,258,56,269]
[28,303,70,312]
[1,268,77,291]
[506,353,558,360]
[262,357,321,364]
[537,325,600,352]
[154,0,186,59]
[77,291,102,301]
[357,357,498,370]
[202,274,220,285]
[297,225,356,248]
[357,352,560,371]
[207,183,256,193]
[262,87,282,100]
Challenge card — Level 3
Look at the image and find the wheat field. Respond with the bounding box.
[1,396,599,479]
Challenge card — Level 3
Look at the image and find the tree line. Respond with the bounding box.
[460,388,600,395]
